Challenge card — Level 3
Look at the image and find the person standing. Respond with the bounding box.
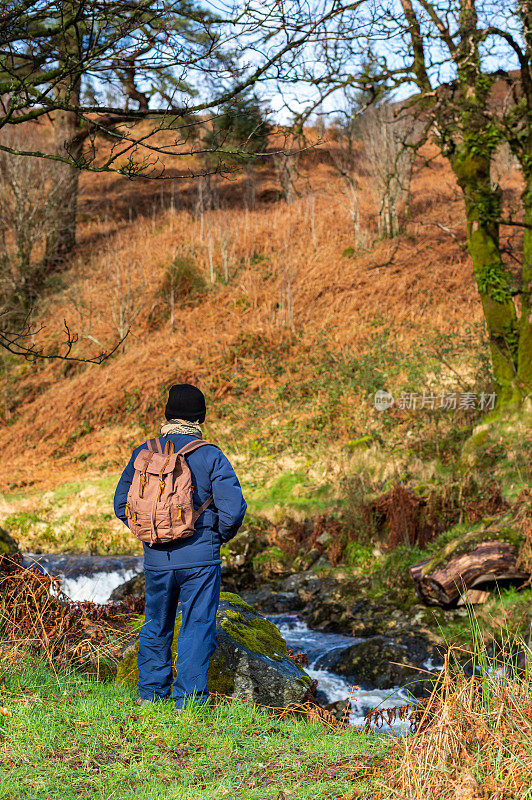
[114,383,247,708]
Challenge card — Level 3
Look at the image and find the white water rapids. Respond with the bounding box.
[22,553,143,604]
[267,614,413,732]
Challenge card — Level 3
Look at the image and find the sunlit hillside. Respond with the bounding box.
[0,124,522,514]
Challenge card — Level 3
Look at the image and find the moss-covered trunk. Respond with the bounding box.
[519,174,532,399]
[450,2,521,407]
[452,150,520,405]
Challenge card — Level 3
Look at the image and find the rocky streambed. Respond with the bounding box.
[20,550,442,732]
[266,614,414,728]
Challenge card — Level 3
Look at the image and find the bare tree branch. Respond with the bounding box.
[0,316,127,363]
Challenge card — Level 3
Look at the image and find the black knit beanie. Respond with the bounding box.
[165,384,206,423]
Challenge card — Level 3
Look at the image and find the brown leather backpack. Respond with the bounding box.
[125,438,217,545]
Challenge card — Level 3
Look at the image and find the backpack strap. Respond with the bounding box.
[176,440,220,521]
[176,439,219,457]
[146,438,175,455]
[146,438,163,454]
[193,496,214,522]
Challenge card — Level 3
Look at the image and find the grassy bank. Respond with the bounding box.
[0,657,386,800]
[3,637,532,799]
[377,640,532,799]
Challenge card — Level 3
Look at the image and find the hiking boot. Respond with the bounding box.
[136,695,171,706]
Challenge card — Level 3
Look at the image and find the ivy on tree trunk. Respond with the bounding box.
[453,149,520,406]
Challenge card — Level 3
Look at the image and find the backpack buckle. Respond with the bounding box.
[158,478,166,501]
[138,453,154,499]
[139,473,147,498]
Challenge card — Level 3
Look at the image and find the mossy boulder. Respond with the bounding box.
[292,548,321,572]
[0,527,21,574]
[0,528,19,556]
[251,546,291,582]
[221,527,265,591]
[115,591,313,707]
[110,573,145,602]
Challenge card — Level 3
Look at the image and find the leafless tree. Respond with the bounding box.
[213,216,235,283]
[0,0,343,262]
[328,117,364,245]
[275,152,301,204]
[360,104,419,238]
[0,314,125,363]
[0,130,126,364]
[0,130,63,319]
[0,0,375,363]
[107,256,146,354]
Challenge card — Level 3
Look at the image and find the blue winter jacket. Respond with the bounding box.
[113,434,247,570]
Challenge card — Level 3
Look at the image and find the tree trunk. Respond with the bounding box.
[45,78,82,267]
[519,174,532,400]
[452,150,521,406]
[398,0,529,407]
[411,540,528,607]
[450,3,523,407]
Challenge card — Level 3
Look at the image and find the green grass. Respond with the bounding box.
[244,470,334,516]
[0,465,338,553]
[0,473,142,555]
[0,474,118,504]
[433,585,532,648]
[0,658,387,800]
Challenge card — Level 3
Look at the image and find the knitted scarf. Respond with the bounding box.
[160,418,203,439]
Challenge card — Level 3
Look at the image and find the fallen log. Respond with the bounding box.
[456,589,491,606]
[411,530,528,607]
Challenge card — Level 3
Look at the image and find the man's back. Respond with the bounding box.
[114,433,247,569]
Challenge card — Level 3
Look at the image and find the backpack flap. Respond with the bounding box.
[133,450,179,475]
[132,450,181,503]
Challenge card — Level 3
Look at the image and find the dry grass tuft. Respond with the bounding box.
[367,646,532,799]
[0,556,143,671]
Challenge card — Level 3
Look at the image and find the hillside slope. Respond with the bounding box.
[0,136,517,499]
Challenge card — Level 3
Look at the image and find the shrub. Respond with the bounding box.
[161,253,206,306]
[150,252,207,328]
[338,474,380,547]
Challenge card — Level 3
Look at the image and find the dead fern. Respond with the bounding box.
[369,483,434,549]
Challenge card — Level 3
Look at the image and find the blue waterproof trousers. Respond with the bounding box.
[138,564,221,708]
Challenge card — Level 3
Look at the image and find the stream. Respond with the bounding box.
[267,614,413,730]
[22,552,144,604]
[23,552,413,732]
